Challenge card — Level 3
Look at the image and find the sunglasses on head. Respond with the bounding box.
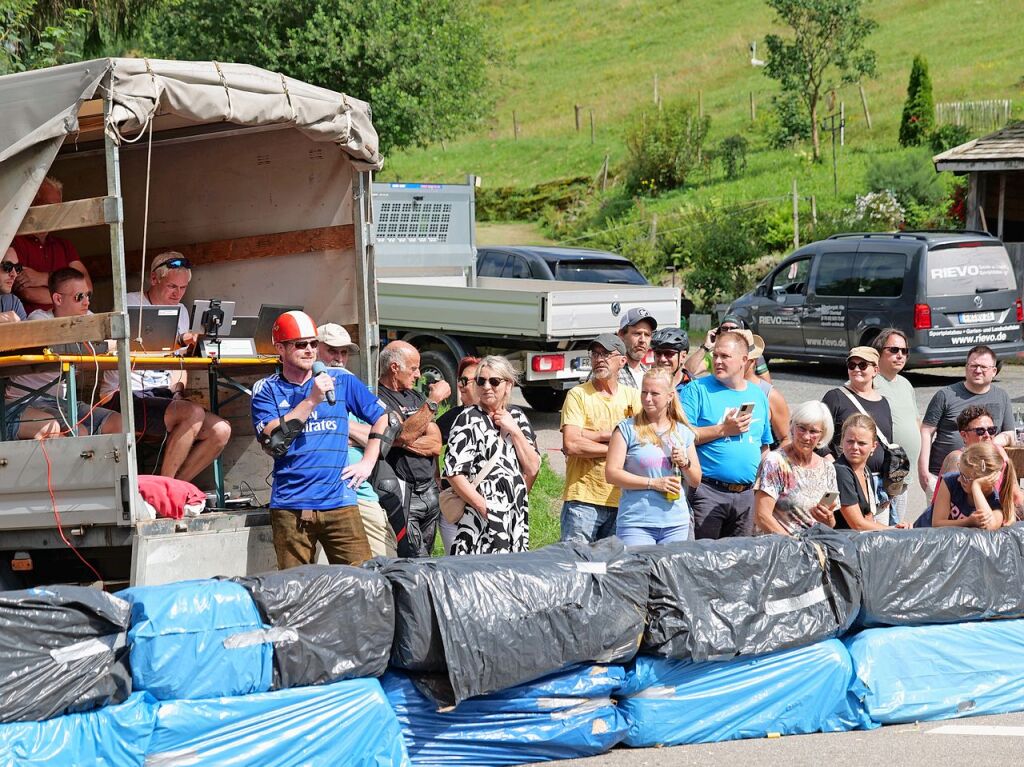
[289,339,319,350]
[0,261,23,274]
[966,425,999,437]
[882,346,907,355]
[158,257,192,270]
[457,376,474,386]
[475,376,505,388]
[846,359,872,371]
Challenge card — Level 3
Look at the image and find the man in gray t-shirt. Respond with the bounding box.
[918,346,1014,493]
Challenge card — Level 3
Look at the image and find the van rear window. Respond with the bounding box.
[927,246,1016,297]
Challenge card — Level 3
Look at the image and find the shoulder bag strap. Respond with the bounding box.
[837,386,895,449]
[470,434,509,489]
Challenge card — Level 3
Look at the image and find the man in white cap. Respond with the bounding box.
[317,323,359,370]
[615,307,656,388]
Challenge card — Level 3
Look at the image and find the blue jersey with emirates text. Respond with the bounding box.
[251,369,386,510]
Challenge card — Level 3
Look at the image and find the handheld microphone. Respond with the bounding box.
[312,361,336,405]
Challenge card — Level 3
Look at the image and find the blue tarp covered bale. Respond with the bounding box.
[617,639,873,747]
[145,677,409,766]
[0,586,132,723]
[847,618,1024,724]
[382,664,627,766]
[120,580,272,701]
[0,692,156,766]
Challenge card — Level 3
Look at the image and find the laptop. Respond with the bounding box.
[127,305,181,353]
[254,304,304,355]
[216,315,258,358]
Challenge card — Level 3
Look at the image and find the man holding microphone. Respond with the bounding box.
[251,311,388,568]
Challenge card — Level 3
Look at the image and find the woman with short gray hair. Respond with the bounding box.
[442,355,540,554]
[753,400,839,535]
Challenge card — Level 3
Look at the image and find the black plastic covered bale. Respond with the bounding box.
[639,526,861,661]
[234,564,394,689]
[856,526,1024,627]
[372,538,650,705]
[0,586,132,723]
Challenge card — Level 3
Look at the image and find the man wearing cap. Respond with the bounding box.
[101,250,231,482]
[560,333,643,543]
[252,310,389,568]
[680,330,773,539]
[684,314,771,382]
[615,307,656,388]
[317,323,359,370]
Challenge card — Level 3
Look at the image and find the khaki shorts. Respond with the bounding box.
[358,497,398,558]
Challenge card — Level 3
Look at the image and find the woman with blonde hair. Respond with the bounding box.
[753,400,839,536]
[443,355,540,554]
[930,441,1017,530]
[606,368,701,545]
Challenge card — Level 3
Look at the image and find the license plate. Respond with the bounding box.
[573,357,592,371]
[959,311,995,324]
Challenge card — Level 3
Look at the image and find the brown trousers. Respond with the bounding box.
[270,506,373,569]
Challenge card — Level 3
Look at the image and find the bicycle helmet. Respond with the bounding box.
[651,326,690,352]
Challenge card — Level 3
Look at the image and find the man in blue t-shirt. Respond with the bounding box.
[680,330,772,539]
[0,247,28,323]
[251,311,387,568]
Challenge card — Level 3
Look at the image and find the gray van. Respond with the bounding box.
[728,231,1024,368]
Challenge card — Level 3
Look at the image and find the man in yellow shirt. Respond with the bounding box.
[560,333,643,542]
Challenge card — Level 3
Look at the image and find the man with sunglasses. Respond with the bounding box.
[0,247,27,323]
[5,267,122,439]
[101,250,231,483]
[936,406,1007,478]
[252,310,388,568]
[377,340,450,556]
[919,345,1014,495]
[12,176,93,314]
[871,329,920,524]
[650,327,691,394]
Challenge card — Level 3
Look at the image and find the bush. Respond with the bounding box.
[718,134,749,179]
[476,176,590,221]
[764,91,812,149]
[855,190,905,229]
[899,55,936,147]
[930,123,971,153]
[864,149,945,209]
[623,100,710,196]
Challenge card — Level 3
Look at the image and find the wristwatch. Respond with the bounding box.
[426,400,439,413]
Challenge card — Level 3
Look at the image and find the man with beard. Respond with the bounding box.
[615,307,656,388]
[560,333,642,542]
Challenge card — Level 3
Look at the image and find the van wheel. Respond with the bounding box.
[522,387,568,413]
[419,350,457,407]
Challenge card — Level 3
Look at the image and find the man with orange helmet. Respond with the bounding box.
[251,310,389,568]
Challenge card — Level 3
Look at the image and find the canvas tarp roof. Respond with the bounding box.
[0,58,382,257]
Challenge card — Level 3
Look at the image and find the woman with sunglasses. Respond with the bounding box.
[0,247,27,323]
[443,355,540,554]
[929,441,1018,529]
[605,368,700,545]
[834,414,906,530]
[435,356,481,553]
[820,346,895,521]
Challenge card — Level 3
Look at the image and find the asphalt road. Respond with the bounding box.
[511,361,1024,766]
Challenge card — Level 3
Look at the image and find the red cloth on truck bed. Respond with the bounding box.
[138,475,206,520]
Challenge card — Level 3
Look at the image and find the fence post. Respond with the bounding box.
[810,195,817,234]
[654,73,659,105]
[749,92,756,122]
[792,179,800,249]
[859,84,872,129]
[840,102,845,146]
[513,110,519,141]
[601,154,609,191]
[590,109,595,145]
[698,89,704,118]
[649,215,658,247]
[574,104,581,133]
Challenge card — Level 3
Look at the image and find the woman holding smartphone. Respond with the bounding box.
[605,368,701,545]
[753,401,839,536]
[834,414,906,530]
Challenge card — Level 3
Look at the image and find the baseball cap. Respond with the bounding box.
[317,323,359,351]
[718,314,746,330]
[848,346,880,365]
[618,307,657,332]
[589,333,627,355]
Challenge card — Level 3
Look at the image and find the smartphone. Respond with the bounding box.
[819,491,840,508]
[738,402,756,416]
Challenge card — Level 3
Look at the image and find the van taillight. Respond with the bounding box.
[1017,298,1023,323]
[913,303,932,330]
[531,354,565,373]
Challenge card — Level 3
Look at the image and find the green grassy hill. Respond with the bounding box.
[383,0,1023,193]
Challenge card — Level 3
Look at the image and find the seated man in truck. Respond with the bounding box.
[12,176,93,314]
[100,251,231,482]
[5,267,123,439]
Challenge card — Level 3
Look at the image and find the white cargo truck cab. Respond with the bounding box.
[373,182,681,411]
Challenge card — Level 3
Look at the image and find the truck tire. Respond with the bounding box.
[522,387,568,413]
[419,349,458,406]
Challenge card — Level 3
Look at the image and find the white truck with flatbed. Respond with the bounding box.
[373,182,680,410]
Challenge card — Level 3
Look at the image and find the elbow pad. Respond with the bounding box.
[377,411,402,459]
[258,418,303,457]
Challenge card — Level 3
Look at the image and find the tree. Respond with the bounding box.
[0,0,92,73]
[763,0,877,161]
[898,55,935,147]
[623,100,710,196]
[143,0,500,155]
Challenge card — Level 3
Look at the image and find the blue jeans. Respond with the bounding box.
[560,501,617,544]
[616,524,690,547]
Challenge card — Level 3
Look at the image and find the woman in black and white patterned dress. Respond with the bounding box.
[442,355,541,555]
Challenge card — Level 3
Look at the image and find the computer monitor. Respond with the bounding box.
[127,305,181,353]
[190,299,236,337]
[254,304,304,355]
